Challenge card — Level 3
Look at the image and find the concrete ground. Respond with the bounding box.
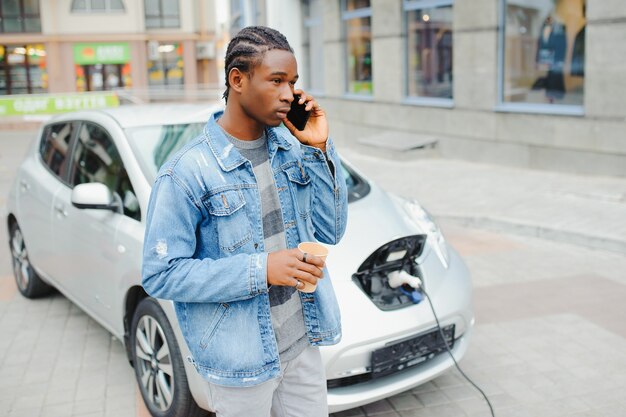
[1,130,626,417]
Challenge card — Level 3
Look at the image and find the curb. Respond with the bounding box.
[439,215,626,255]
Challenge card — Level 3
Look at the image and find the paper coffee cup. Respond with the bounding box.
[297,242,328,293]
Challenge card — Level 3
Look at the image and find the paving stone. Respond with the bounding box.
[40,403,73,417]
[361,399,395,415]
[388,393,422,411]
[72,398,104,415]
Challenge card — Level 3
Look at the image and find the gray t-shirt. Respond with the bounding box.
[222,128,308,362]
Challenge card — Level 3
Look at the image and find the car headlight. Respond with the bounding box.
[403,199,449,269]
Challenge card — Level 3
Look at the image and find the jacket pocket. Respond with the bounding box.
[199,303,230,350]
[203,188,253,252]
[283,162,312,217]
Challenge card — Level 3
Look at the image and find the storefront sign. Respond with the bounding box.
[0,93,120,116]
[73,43,130,65]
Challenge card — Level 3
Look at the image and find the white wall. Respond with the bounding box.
[41,0,145,35]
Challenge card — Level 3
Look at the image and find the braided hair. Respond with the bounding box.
[223,26,293,102]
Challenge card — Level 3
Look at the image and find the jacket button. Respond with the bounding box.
[254,243,259,249]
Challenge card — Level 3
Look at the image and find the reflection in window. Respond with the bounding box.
[302,0,325,93]
[0,44,48,94]
[71,123,140,220]
[0,0,41,33]
[405,1,453,99]
[342,0,372,95]
[125,123,205,183]
[502,0,585,106]
[71,0,125,12]
[145,0,180,28]
[40,122,74,180]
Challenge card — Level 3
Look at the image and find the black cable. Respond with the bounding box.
[421,288,496,417]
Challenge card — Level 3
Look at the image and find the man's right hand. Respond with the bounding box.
[267,248,325,289]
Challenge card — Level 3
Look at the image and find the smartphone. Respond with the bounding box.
[287,94,311,131]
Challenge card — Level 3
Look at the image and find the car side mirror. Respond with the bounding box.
[71,183,120,212]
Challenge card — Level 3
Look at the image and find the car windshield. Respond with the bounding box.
[125,123,369,202]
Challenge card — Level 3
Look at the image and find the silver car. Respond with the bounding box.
[5,104,473,416]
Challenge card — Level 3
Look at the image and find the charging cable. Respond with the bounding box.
[387,271,495,417]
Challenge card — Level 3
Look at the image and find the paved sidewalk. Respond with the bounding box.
[338,147,626,254]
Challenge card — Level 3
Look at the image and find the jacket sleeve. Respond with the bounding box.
[301,138,348,245]
[141,173,268,303]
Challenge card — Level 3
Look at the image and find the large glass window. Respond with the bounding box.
[147,42,184,87]
[342,0,372,95]
[501,0,585,107]
[71,122,140,220]
[71,0,125,12]
[302,0,325,93]
[145,0,180,29]
[405,0,453,100]
[229,0,266,37]
[0,0,41,33]
[0,44,48,95]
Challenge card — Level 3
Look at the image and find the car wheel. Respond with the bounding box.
[131,297,210,417]
[9,222,53,298]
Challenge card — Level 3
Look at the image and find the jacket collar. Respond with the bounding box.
[204,111,292,172]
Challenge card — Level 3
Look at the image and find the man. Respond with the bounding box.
[142,26,348,417]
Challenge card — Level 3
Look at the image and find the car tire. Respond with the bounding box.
[131,297,211,417]
[9,222,53,298]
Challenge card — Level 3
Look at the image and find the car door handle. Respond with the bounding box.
[19,180,30,192]
[54,204,68,218]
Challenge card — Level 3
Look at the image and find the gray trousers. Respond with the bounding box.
[206,346,329,417]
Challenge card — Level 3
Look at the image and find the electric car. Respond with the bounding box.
[6,104,473,415]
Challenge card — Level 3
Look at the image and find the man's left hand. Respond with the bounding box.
[283,89,328,152]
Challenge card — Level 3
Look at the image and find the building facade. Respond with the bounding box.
[0,0,221,97]
[3,0,625,176]
[294,0,626,177]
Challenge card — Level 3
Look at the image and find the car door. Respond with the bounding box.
[51,121,132,325]
[17,122,76,281]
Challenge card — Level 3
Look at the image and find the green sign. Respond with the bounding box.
[73,42,130,65]
[0,93,120,116]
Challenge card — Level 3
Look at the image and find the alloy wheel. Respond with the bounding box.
[135,315,175,411]
[10,228,31,292]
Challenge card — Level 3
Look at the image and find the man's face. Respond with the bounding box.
[239,49,298,127]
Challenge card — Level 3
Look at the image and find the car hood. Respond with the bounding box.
[327,182,427,283]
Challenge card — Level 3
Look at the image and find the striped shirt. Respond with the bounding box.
[222,128,308,362]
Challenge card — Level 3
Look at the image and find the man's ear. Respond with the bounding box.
[228,68,246,94]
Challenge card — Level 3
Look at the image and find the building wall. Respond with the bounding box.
[41,0,145,34]
[313,0,626,177]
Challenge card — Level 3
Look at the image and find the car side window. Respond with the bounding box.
[70,122,141,221]
[39,122,75,181]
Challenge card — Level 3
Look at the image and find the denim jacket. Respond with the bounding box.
[142,111,348,387]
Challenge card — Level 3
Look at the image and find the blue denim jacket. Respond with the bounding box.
[142,112,348,387]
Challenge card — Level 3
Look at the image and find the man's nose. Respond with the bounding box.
[280,85,294,102]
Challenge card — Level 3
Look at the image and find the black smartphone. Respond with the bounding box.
[286,94,311,131]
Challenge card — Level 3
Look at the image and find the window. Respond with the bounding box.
[145,0,180,29]
[147,42,184,87]
[0,0,41,33]
[0,44,48,95]
[40,122,75,181]
[302,0,324,93]
[71,0,125,12]
[229,0,266,37]
[405,0,453,100]
[70,123,140,220]
[501,0,585,108]
[342,0,372,96]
